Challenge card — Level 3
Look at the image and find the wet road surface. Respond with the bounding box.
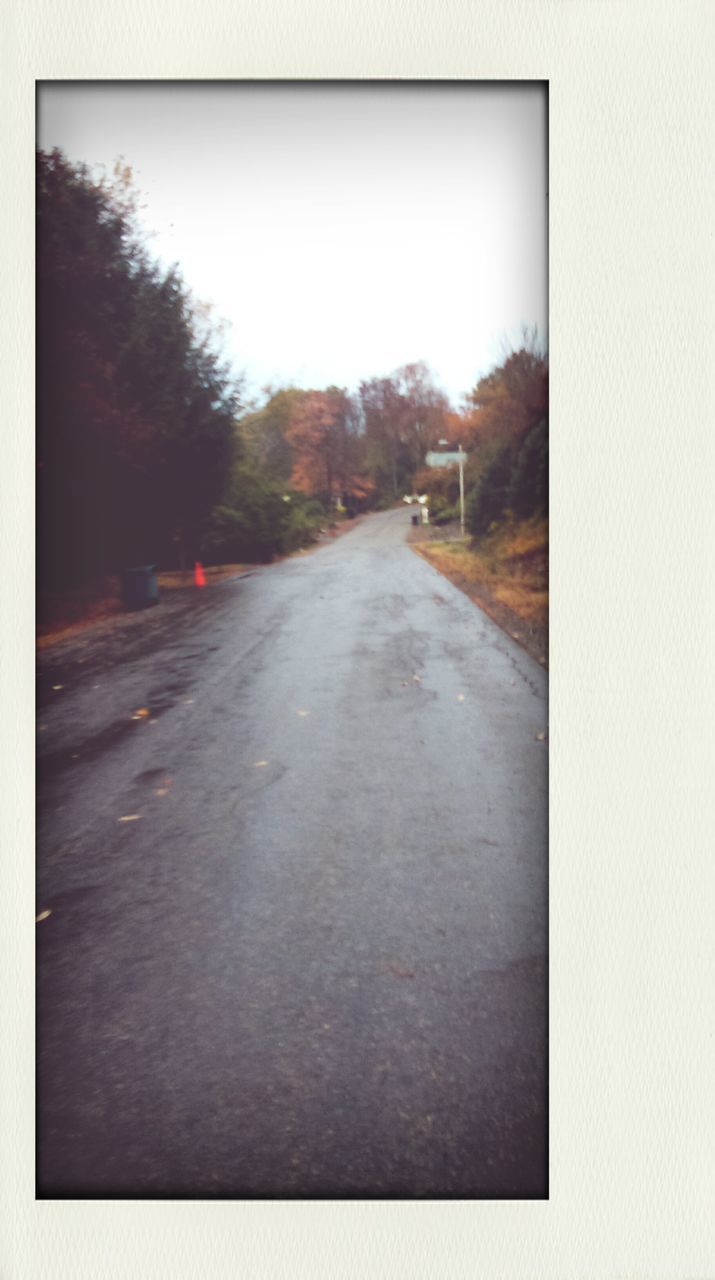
[37,508,548,1198]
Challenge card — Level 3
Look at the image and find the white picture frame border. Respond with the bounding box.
[3,2,714,1276]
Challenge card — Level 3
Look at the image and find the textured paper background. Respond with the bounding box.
[2,1,714,1276]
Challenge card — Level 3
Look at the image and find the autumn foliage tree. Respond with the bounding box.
[394,361,450,472]
[457,339,548,536]
[286,387,373,510]
[240,387,307,484]
[358,361,449,501]
[462,345,548,454]
[359,375,408,497]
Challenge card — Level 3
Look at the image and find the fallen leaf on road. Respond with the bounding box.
[389,963,415,979]
[155,788,169,796]
[133,708,150,719]
[253,760,269,768]
[118,814,141,822]
[296,709,310,717]
[36,909,52,923]
[52,685,63,691]
[412,675,421,683]
[184,699,195,705]
[535,731,547,742]
[457,693,465,702]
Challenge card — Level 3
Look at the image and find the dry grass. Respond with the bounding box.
[413,517,548,665]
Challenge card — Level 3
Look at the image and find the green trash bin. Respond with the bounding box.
[120,565,159,610]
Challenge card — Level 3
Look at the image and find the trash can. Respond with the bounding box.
[120,565,159,610]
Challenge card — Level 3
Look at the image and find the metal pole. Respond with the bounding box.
[458,445,465,537]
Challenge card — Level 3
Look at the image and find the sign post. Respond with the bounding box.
[426,442,468,538]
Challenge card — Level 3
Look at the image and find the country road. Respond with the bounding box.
[37,506,548,1198]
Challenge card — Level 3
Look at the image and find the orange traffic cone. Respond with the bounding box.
[194,560,207,588]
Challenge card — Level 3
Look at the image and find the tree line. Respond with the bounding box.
[37,150,547,592]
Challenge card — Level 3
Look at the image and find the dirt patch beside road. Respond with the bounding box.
[37,564,249,651]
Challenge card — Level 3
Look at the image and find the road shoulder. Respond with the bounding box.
[410,535,548,668]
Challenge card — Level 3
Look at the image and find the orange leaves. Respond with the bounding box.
[286,391,339,497]
[286,388,372,504]
[465,348,548,452]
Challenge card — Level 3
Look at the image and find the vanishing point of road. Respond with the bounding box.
[37,507,548,1198]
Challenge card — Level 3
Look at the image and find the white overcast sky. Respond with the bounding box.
[38,83,547,409]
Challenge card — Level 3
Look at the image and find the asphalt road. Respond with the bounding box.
[37,507,548,1198]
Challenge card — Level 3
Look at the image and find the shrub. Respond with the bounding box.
[466,446,512,536]
[413,464,460,507]
[201,478,326,564]
[429,497,461,525]
[509,418,548,519]
[280,497,326,552]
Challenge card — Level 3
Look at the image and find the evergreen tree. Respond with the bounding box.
[37,149,242,589]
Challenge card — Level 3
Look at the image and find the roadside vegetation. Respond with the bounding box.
[414,518,548,665]
[411,340,548,663]
[37,149,547,649]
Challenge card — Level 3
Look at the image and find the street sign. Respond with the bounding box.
[424,447,468,537]
[425,451,465,468]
